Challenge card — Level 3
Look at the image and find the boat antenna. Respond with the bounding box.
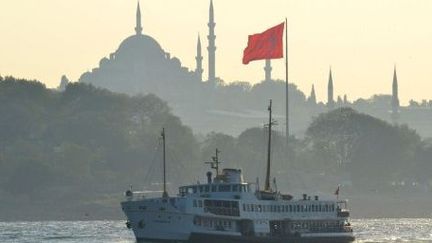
[205,148,221,176]
[264,99,277,191]
[161,128,168,198]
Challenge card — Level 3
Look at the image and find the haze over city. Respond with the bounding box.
[1,0,432,104]
[2,1,432,242]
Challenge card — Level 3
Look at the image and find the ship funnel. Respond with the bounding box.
[221,169,244,183]
[206,171,212,184]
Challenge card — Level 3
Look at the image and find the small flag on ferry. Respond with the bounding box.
[335,185,340,196]
[242,22,285,64]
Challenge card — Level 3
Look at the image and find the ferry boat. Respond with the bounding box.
[121,100,355,243]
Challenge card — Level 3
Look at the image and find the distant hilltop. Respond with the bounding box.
[60,1,432,137]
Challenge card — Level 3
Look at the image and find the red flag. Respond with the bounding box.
[242,22,284,65]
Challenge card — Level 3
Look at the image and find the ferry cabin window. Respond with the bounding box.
[204,185,210,192]
[199,186,204,193]
[193,200,197,207]
[193,187,197,193]
[211,185,217,192]
[198,200,203,208]
[218,185,230,192]
[232,185,239,192]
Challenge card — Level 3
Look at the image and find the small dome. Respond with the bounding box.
[99,57,110,67]
[115,34,165,62]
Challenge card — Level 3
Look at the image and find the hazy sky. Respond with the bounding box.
[1,0,431,104]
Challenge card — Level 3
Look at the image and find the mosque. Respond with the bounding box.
[78,1,215,97]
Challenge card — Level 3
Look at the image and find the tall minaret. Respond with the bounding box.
[135,1,143,35]
[391,66,400,122]
[264,59,272,82]
[309,84,316,104]
[195,35,203,82]
[207,0,216,83]
[327,68,334,109]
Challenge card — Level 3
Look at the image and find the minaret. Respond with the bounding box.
[195,35,203,82]
[207,0,216,83]
[309,84,316,104]
[327,68,334,109]
[135,1,143,35]
[391,66,400,122]
[264,59,272,82]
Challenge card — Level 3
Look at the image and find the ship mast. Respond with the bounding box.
[205,148,221,177]
[264,99,276,192]
[161,128,168,198]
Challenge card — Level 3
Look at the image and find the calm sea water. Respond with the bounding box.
[0,218,431,243]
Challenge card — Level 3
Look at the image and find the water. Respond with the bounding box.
[0,219,431,243]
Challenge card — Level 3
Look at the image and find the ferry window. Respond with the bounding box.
[297,205,300,212]
[199,186,204,193]
[198,200,203,208]
[187,187,193,194]
[289,205,292,212]
[218,185,230,192]
[223,201,230,208]
[211,185,217,192]
[193,187,197,193]
[213,201,220,207]
[258,205,262,212]
[251,205,255,212]
[204,185,210,192]
[312,205,315,212]
[243,204,246,211]
[193,200,197,207]
[204,200,211,207]
[319,204,322,212]
[232,185,239,192]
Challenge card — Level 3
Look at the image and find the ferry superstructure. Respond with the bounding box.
[121,100,355,243]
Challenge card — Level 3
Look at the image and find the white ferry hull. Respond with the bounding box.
[134,232,355,243]
[188,234,355,243]
[122,203,193,241]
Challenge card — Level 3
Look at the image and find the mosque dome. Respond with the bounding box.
[115,34,165,62]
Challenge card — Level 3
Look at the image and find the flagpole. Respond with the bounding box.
[285,18,289,145]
